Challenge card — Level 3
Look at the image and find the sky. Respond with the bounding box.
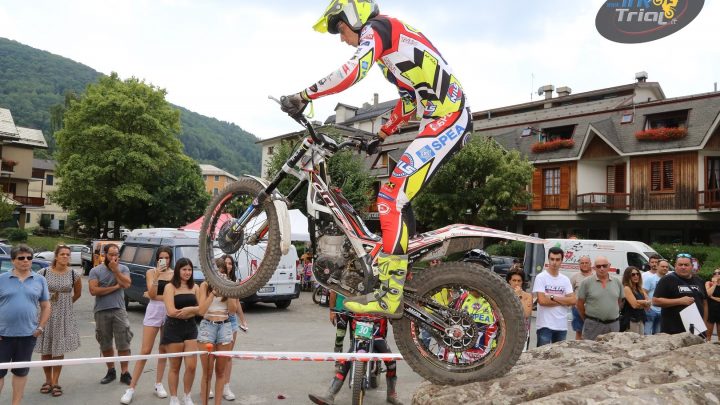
[0,0,718,140]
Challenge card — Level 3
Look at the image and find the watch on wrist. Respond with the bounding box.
[549,295,555,301]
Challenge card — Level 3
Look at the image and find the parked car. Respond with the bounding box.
[235,243,301,309]
[81,240,123,275]
[119,228,206,308]
[490,256,520,277]
[34,244,88,267]
[0,243,11,255]
[0,255,50,273]
[107,228,132,240]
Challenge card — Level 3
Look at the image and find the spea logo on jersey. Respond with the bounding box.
[595,0,704,44]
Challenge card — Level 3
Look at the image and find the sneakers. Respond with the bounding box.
[155,383,168,398]
[208,389,214,399]
[169,397,180,405]
[223,384,236,401]
[100,368,116,384]
[120,371,132,385]
[183,393,194,405]
[120,388,135,404]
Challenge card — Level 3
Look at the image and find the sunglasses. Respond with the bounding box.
[15,256,33,261]
[596,264,609,268]
[676,253,692,259]
[631,272,641,276]
[714,272,720,276]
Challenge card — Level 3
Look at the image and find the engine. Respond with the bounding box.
[313,221,366,294]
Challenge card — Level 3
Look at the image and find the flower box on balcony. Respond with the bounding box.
[531,139,575,153]
[634,127,688,141]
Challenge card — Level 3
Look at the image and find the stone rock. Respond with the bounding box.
[413,333,720,405]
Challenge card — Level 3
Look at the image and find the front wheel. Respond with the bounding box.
[392,262,526,386]
[351,359,366,405]
[198,178,282,299]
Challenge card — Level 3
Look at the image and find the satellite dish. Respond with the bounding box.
[537,87,545,97]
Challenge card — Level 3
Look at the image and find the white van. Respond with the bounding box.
[235,243,300,309]
[543,239,662,278]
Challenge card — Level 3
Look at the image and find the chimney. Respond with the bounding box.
[635,71,648,83]
[538,84,554,100]
[373,93,379,106]
[556,86,572,97]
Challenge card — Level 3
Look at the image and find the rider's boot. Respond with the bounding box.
[386,376,403,405]
[308,376,343,405]
[344,253,407,319]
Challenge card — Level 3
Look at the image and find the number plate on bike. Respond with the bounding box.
[354,321,374,339]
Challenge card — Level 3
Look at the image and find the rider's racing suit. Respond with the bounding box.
[301,14,472,256]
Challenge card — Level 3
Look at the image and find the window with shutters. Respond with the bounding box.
[607,164,626,193]
[544,169,560,195]
[650,160,674,192]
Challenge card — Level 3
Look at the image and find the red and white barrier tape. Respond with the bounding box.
[213,351,403,362]
[0,350,403,370]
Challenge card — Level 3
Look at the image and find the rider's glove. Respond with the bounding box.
[365,134,384,155]
[280,92,309,116]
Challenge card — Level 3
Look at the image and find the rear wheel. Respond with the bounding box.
[198,178,281,299]
[275,300,291,309]
[392,262,526,386]
[351,360,366,405]
[312,286,323,305]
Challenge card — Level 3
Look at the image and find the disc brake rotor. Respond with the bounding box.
[217,220,244,254]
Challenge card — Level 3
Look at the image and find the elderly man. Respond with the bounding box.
[653,254,708,335]
[0,244,51,405]
[575,256,624,341]
[570,256,594,340]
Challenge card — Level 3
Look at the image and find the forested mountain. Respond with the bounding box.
[0,37,260,175]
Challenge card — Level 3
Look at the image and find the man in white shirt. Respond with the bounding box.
[533,246,576,346]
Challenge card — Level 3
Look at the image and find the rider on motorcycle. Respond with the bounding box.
[281,0,472,318]
[309,313,402,405]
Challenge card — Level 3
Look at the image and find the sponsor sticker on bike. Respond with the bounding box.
[595,0,704,44]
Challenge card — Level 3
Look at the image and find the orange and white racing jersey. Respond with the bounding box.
[302,15,467,136]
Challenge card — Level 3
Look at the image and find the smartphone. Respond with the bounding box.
[158,258,167,270]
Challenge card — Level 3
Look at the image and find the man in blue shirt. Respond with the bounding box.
[642,254,662,335]
[0,244,51,405]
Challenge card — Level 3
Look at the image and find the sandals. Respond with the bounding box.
[51,385,63,397]
[40,383,52,394]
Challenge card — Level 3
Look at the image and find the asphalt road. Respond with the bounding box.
[11,271,425,405]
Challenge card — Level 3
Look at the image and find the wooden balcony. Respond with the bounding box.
[13,196,45,207]
[542,195,560,209]
[698,189,720,210]
[576,193,630,212]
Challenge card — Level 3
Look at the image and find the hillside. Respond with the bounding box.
[0,37,261,176]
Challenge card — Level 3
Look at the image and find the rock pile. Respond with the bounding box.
[414,333,720,404]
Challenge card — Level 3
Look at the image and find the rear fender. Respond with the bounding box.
[244,175,291,255]
[407,224,546,263]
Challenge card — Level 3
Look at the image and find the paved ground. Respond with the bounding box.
[8,271,425,405]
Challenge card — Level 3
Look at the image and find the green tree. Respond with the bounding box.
[265,132,374,214]
[414,136,533,229]
[0,201,16,224]
[54,72,206,235]
[149,155,210,227]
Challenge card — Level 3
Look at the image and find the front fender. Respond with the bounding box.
[244,175,291,255]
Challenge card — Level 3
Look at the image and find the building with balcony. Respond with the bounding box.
[200,164,238,195]
[26,159,67,230]
[0,107,48,228]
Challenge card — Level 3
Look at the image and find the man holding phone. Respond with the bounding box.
[88,243,133,385]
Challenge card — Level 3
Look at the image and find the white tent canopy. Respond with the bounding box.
[250,209,310,242]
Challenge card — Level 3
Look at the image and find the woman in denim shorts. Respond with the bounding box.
[198,267,239,405]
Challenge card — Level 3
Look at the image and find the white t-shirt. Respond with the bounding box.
[532,270,573,331]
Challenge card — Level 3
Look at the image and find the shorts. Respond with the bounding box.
[571,306,584,332]
[94,308,133,352]
[229,314,239,333]
[0,336,37,378]
[143,300,167,328]
[198,319,233,345]
[161,317,198,345]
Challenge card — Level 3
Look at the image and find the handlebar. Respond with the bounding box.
[270,95,372,154]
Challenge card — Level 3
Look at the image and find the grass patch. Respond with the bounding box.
[26,235,87,253]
